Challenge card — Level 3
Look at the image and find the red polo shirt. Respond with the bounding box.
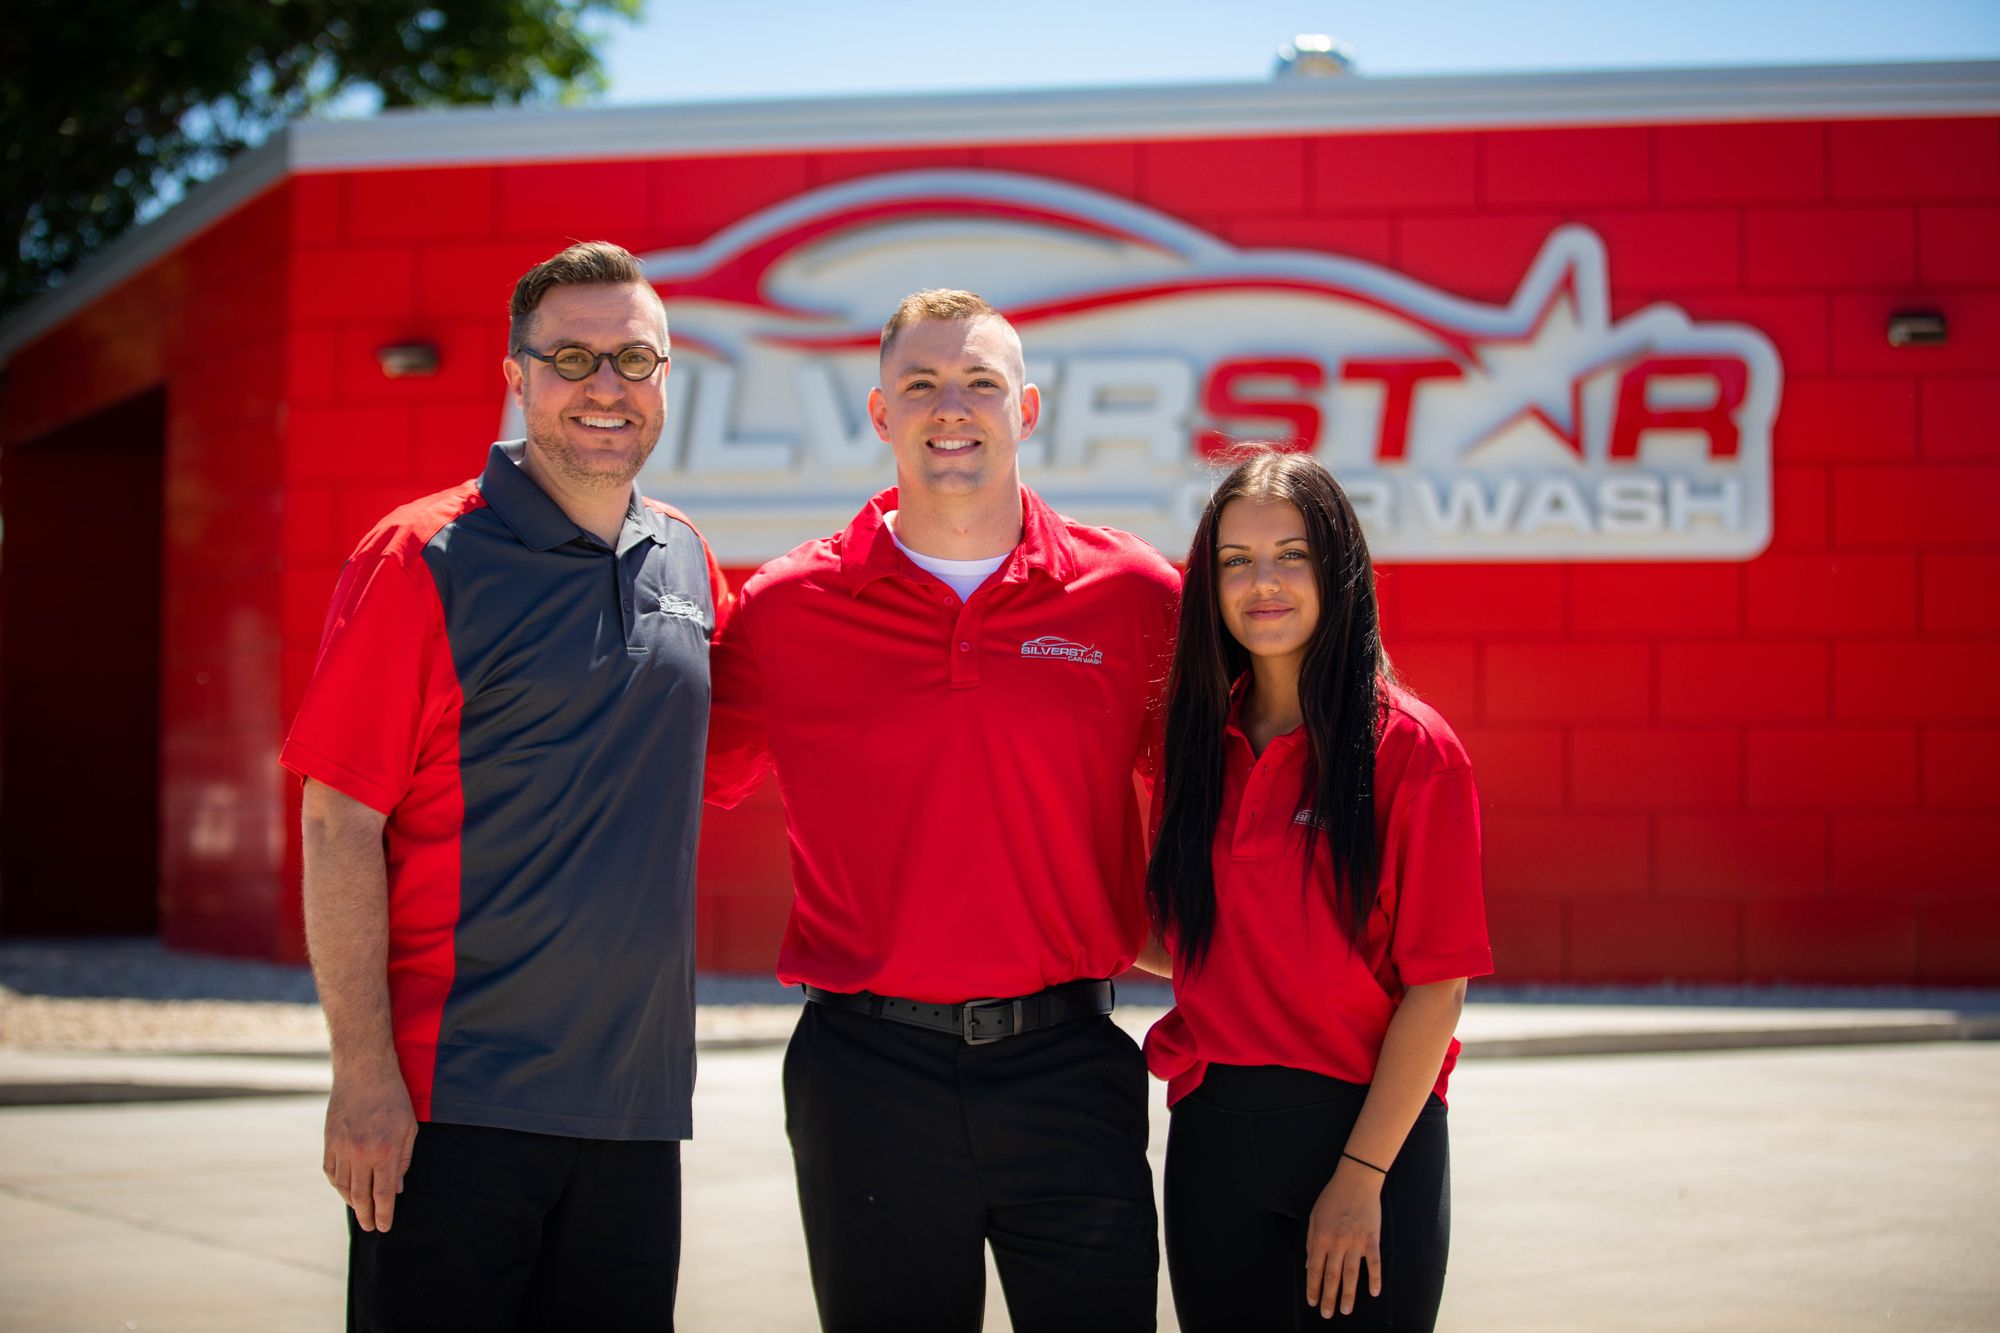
[706,486,1181,1003]
[1143,682,1492,1106]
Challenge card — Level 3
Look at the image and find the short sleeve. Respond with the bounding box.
[1385,759,1494,987]
[280,547,453,815]
[651,500,733,641]
[701,538,734,642]
[703,572,772,809]
[1132,563,1184,791]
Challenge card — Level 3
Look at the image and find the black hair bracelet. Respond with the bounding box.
[1341,1151,1388,1175]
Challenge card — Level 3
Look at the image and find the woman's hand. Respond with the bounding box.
[1304,1156,1384,1318]
[1303,978,1466,1315]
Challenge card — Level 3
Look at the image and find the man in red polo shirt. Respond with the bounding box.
[708,290,1180,1330]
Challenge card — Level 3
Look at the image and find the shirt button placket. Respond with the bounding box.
[950,606,980,688]
[1238,757,1270,858]
[616,550,636,640]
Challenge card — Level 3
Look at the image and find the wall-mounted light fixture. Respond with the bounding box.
[377,342,441,378]
[1885,310,1947,348]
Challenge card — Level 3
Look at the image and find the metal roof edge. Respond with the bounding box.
[4,60,1996,365]
[291,60,2000,168]
[0,137,292,365]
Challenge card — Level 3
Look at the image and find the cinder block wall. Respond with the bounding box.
[2,187,295,956]
[10,114,1993,980]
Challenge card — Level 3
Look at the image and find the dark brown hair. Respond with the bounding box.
[508,241,664,352]
[1148,449,1392,971]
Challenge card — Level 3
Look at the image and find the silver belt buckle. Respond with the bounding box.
[960,997,1023,1045]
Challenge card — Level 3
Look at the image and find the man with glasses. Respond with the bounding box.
[284,241,724,1329]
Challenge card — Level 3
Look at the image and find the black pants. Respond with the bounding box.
[783,1003,1159,1332]
[347,1121,682,1332]
[1164,1065,1449,1333]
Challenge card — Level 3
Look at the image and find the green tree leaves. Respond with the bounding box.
[2,0,643,315]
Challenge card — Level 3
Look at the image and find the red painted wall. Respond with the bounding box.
[2,186,295,956]
[4,113,1995,981]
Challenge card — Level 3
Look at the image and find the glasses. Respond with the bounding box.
[517,345,667,382]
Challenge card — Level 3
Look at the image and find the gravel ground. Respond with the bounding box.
[2,938,1993,1054]
[0,941,321,1052]
[0,940,833,1053]
[0,940,1163,1054]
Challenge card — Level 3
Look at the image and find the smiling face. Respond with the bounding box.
[868,314,1039,506]
[1215,496,1321,675]
[502,281,669,493]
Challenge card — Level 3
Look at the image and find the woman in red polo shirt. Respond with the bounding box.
[1145,450,1492,1331]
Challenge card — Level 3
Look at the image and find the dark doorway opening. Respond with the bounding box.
[1,388,165,935]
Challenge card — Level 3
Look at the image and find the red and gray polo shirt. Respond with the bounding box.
[283,441,727,1141]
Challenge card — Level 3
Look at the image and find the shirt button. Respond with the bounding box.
[958,640,971,652]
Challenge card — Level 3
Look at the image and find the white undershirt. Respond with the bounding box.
[886,512,1010,601]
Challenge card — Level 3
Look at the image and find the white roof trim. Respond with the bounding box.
[5,60,1997,362]
[293,60,2000,169]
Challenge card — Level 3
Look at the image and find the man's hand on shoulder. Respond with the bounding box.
[325,1059,417,1232]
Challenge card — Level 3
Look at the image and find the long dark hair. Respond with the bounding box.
[1148,450,1390,972]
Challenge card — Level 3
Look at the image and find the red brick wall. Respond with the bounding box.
[8,113,1996,981]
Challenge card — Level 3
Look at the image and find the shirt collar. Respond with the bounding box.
[1223,673,1307,756]
[1224,674,1252,743]
[838,484,1079,595]
[477,440,659,554]
[615,497,672,555]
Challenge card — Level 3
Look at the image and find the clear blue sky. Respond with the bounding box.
[596,0,2000,105]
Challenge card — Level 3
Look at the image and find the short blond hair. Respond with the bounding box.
[879,289,1003,360]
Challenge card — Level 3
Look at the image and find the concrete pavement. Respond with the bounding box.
[4,944,1998,1330]
[3,1016,1998,1330]
[2,1042,1997,1331]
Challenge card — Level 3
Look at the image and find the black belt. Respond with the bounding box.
[801,979,1115,1045]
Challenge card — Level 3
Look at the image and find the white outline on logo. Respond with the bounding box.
[485,169,1785,564]
[657,592,705,622]
[1020,634,1103,666]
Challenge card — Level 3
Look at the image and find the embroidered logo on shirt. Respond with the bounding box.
[657,593,705,622]
[1020,635,1103,666]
